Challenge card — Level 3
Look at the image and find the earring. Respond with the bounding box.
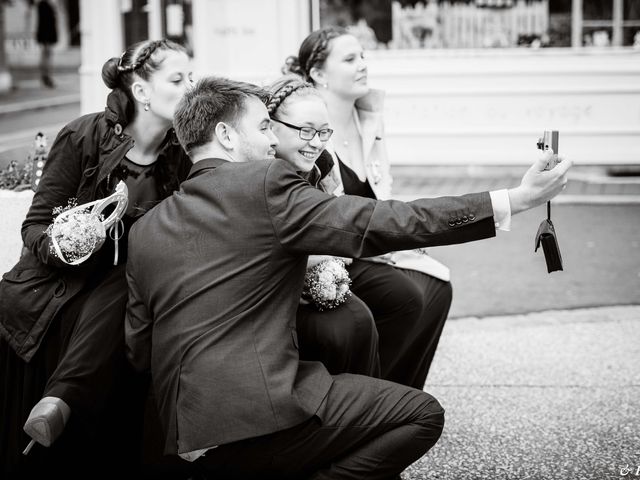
[322,83,328,89]
[144,101,150,111]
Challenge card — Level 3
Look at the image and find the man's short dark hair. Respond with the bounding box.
[174,76,269,155]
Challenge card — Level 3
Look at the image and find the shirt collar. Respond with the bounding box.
[187,158,229,180]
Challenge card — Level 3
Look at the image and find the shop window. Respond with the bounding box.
[578,0,640,46]
[316,0,640,48]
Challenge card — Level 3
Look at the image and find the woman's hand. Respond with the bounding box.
[360,253,396,266]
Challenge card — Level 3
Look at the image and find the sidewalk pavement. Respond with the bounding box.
[0,47,81,112]
[404,304,640,480]
[0,70,80,115]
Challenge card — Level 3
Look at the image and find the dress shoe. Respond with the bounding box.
[23,396,70,451]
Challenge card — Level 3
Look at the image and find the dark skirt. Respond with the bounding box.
[1,274,86,478]
[297,294,381,377]
[347,259,453,389]
[0,266,149,480]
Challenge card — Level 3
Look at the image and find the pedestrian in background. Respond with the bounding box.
[35,0,57,88]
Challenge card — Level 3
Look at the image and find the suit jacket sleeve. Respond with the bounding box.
[265,160,496,258]
[125,258,153,373]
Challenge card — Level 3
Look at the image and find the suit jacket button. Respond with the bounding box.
[448,220,456,227]
[462,215,469,223]
[469,213,476,221]
[455,218,462,225]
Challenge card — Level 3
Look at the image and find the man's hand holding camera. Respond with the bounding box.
[508,149,572,216]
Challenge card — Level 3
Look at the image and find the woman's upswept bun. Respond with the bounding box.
[101,56,121,90]
[281,55,304,77]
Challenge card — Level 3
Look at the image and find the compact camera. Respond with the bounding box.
[534,130,563,273]
[536,130,559,170]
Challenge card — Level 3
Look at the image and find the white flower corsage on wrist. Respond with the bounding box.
[302,257,352,311]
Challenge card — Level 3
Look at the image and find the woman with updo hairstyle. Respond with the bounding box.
[283,27,453,391]
[0,38,193,478]
[265,75,381,378]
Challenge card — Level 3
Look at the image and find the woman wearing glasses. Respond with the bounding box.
[282,27,452,390]
[266,75,381,378]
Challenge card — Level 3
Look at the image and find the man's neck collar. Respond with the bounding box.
[191,145,238,164]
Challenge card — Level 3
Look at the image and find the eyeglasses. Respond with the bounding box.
[271,118,334,142]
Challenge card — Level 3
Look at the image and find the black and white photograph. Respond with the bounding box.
[0,1,639,479]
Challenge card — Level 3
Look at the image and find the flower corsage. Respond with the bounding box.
[302,257,352,311]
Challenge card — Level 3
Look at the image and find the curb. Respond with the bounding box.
[0,94,80,115]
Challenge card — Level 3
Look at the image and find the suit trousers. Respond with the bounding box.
[348,260,453,389]
[193,374,445,480]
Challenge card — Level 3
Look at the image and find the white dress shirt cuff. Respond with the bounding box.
[179,446,216,462]
[490,189,512,232]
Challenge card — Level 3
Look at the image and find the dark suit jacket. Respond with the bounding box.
[125,157,496,455]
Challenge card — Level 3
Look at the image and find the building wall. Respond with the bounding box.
[365,47,640,165]
[78,0,640,166]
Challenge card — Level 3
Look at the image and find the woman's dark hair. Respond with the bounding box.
[102,38,187,91]
[265,75,321,117]
[101,39,188,123]
[282,26,348,83]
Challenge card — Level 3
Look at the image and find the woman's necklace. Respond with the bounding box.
[336,116,358,149]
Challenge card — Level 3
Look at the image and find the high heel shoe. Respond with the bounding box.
[22,396,71,453]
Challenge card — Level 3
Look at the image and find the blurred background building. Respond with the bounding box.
[2,0,639,167]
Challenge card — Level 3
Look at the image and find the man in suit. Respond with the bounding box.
[125,76,570,480]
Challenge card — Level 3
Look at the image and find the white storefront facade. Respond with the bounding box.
[79,0,640,166]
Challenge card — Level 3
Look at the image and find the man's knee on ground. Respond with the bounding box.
[415,392,445,432]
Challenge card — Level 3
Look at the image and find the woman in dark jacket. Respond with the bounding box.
[0,38,193,478]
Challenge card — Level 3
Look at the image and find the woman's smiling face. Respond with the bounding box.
[272,96,331,172]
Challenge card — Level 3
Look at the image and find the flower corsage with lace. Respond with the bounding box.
[302,257,352,311]
[46,181,128,265]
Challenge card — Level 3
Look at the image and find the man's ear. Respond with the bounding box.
[215,122,235,150]
[309,67,326,87]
